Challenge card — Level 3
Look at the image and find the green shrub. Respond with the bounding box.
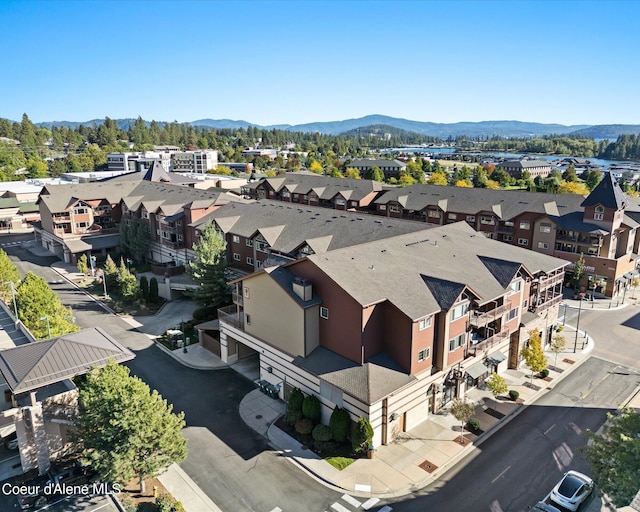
[119,495,138,512]
[149,277,159,303]
[329,406,350,443]
[193,306,218,321]
[302,394,321,423]
[467,418,481,432]
[155,494,183,512]
[295,418,313,436]
[540,368,550,378]
[288,387,303,411]
[352,417,374,454]
[509,389,520,401]
[139,275,149,300]
[285,409,303,426]
[312,424,333,442]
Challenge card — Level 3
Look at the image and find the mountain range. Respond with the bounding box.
[28,115,640,139]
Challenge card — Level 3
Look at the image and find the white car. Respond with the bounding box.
[549,470,594,511]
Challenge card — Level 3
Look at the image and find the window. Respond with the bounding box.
[162,231,169,239]
[428,210,440,218]
[503,235,512,242]
[539,222,552,233]
[246,239,253,247]
[320,307,329,319]
[389,204,401,213]
[518,238,528,246]
[246,257,253,265]
[74,207,87,215]
[177,234,183,242]
[450,302,469,321]
[335,198,346,206]
[480,216,494,225]
[75,222,89,229]
[505,307,519,321]
[244,287,250,299]
[449,333,465,352]
[417,348,430,362]
[141,210,149,219]
[519,221,531,230]
[282,190,290,198]
[256,260,264,268]
[594,206,604,221]
[419,317,432,330]
[245,314,251,325]
[537,241,549,249]
[233,253,240,261]
[466,215,476,223]
[447,213,457,221]
[510,280,522,294]
[256,240,269,253]
[232,235,240,243]
[379,205,387,211]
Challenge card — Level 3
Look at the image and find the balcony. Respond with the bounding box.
[469,303,510,327]
[537,273,564,288]
[231,290,243,306]
[470,329,509,356]
[530,294,563,313]
[218,304,244,330]
[53,215,71,223]
[496,225,514,234]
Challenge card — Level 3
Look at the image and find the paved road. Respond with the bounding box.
[383,357,638,512]
[5,242,351,512]
[0,486,120,512]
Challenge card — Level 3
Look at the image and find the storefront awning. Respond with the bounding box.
[466,361,489,380]
[487,351,507,365]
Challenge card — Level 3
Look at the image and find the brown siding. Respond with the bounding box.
[382,302,412,373]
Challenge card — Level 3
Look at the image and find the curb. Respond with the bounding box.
[50,265,116,315]
[153,340,228,371]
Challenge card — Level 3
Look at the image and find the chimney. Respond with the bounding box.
[292,276,312,301]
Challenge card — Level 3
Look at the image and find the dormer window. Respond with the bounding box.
[594,206,604,221]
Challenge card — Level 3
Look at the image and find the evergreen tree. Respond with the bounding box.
[582,407,640,507]
[0,249,21,306]
[149,277,159,303]
[187,223,230,306]
[139,276,149,301]
[77,361,187,493]
[117,259,139,300]
[77,254,89,277]
[15,272,78,339]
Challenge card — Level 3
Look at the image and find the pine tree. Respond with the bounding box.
[77,362,187,493]
[0,249,21,306]
[77,254,89,277]
[187,222,230,306]
[15,272,78,339]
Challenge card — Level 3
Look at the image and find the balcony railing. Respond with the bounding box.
[537,273,564,288]
[53,215,71,222]
[530,293,563,313]
[218,305,244,330]
[469,303,510,327]
[231,290,243,306]
[470,329,509,356]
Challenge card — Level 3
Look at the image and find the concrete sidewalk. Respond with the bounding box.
[238,334,596,499]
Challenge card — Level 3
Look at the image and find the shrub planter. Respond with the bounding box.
[508,389,520,401]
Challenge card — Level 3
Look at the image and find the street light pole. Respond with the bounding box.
[102,274,108,298]
[573,297,583,353]
[39,315,51,339]
[3,281,18,321]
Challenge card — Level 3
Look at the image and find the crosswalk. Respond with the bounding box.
[0,241,21,247]
[269,495,391,512]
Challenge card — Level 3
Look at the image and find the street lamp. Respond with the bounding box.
[39,315,51,339]
[89,255,96,277]
[102,274,108,299]
[3,281,18,321]
[573,297,583,353]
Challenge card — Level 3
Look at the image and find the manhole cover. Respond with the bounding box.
[255,414,262,419]
[419,460,438,473]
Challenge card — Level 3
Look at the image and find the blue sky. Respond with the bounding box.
[1,0,638,127]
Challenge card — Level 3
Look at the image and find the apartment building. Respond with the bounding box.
[346,158,407,180]
[242,173,384,210]
[499,159,552,179]
[191,200,431,273]
[35,180,244,265]
[374,173,639,297]
[215,221,567,447]
[170,150,218,174]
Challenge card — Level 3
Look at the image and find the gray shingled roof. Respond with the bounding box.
[106,160,197,185]
[580,172,628,210]
[192,200,431,256]
[250,173,384,201]
[373,184,586,221]
[348,158,406,169]
[293,347,415,404]
[556,212,609,234]
[0,327,134,394]
[305,221,568,320]
[499,159,550,169]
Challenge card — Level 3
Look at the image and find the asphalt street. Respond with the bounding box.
[386,357,638,512]
[5,240,347,512]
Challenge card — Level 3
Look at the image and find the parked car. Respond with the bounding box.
[3,431,18,450]
[549,470,594,511]
[532,502,562,512]
[16,459,95,509]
